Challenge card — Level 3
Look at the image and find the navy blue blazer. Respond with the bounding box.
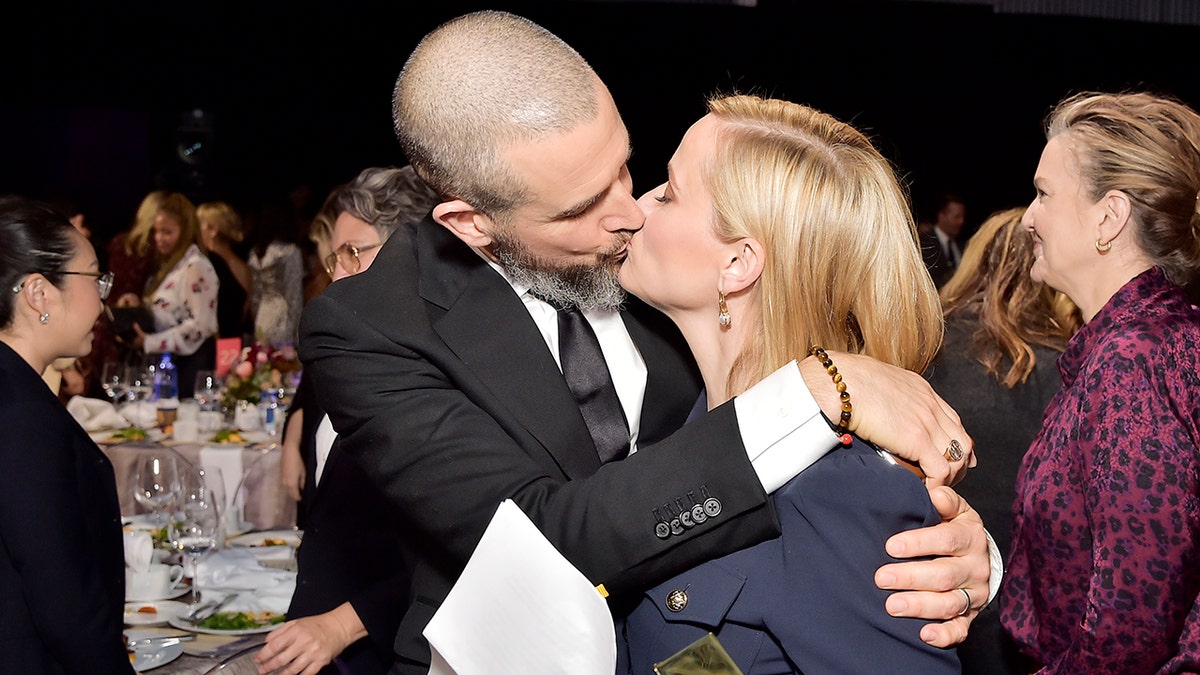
[0,342,134,674]
[619,413,960,674]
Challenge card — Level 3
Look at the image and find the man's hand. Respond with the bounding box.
[875,486,992,647]
[799,351,974,486]
[255,603,366,675]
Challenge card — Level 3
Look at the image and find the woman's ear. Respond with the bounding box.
[719,237,765,294]
[432,200,498,249]
[17,275,54,318]
[1097,189,1133,244]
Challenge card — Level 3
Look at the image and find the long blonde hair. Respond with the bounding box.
[940,208,1080,387]
[145,192,201,295]
[124,189,167,256]
[706,95,943,397]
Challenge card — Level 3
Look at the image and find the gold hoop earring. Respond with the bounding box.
[718,291,731,327]
[1095,238,1112,253]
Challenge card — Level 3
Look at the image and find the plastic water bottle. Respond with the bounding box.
[153,353,179,429]
[260,390,278,436]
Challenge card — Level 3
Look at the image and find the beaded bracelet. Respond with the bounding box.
[809,345,853,445]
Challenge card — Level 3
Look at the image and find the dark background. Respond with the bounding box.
[3,0,1199,245]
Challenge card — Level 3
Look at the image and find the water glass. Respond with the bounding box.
[194,370,223,411]
[171,467,221,602]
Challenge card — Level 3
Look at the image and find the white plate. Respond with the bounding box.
[124,600,187,626]
[227,529,302,549]
[168,612,285,636]
[91,427,165,445]
[125,630,184,672]
[204,429,272,447]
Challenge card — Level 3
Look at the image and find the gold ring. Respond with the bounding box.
[944,439,964,463]
[957,587,972,617]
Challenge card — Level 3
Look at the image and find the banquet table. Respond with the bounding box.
[122,543,298,674]
[100,439,296,533]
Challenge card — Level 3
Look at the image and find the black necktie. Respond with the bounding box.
[557,307,630,463]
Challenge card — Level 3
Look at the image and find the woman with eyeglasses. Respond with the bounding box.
[260,165,440,675]
[0,196,135,673]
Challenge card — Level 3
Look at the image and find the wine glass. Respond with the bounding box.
[171,467,221,603]
[194,370,222,410]
[100,361,127,408]
[132,452,182,529]
[124,362,154,426]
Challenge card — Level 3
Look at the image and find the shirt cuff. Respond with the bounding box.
[733,359,840,493]
[985,528,1004,605]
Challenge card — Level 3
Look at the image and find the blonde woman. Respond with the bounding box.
[618,95,959,673]
[198,200,251,339]
[119,192,218,397]
[926,207,1079,674]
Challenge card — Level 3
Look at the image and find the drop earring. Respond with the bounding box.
[718,291,731,327]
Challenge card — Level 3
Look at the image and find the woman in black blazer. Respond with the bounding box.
[0,196,134,674]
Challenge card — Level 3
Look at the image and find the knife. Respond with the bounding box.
[126,634,196,649]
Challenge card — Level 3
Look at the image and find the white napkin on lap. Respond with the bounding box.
[123,530,153,572]
[67,396,129,431]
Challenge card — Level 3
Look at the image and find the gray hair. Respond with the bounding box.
[393,10,599,217]
[335,166,441,241]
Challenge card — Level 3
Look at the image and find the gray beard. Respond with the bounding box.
[489,231,627,312]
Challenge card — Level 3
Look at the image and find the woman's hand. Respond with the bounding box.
[875,486,995,647]
[280,441,306,502]
[129,323,146,351]
[255,603,366,675]
[799,351,974,486]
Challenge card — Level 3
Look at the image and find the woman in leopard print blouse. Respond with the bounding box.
[1002,91,1200,673]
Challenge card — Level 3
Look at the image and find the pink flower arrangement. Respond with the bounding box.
[222,343,302,407]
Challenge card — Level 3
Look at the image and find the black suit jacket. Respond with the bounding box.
[299,217,781,673]
[920,229,959,288]
[0,342,133,674]
[287,373,410,675]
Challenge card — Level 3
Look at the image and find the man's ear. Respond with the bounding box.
[432,200,497,248]
[719,237,765,295]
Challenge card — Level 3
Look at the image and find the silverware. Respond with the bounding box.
[185,592,239,623]
[126,635,196,649]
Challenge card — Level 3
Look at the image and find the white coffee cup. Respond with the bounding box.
[173,418,200,442]
[126,562,185,601]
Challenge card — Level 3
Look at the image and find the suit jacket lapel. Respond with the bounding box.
[415,219,602,478]
[621,298,703,448]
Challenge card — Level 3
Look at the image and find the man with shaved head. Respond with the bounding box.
[298,11,996,673]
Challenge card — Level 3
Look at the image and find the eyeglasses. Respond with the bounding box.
[323,241,382,277]
[61,270,115,301]
[12,270,114,301]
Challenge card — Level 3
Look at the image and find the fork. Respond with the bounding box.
[184,592,239,623]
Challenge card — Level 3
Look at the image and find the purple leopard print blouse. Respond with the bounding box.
[1002,267,1200,673]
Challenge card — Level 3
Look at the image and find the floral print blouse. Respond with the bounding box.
[1002,267,1200,673]
[144,244,219,356]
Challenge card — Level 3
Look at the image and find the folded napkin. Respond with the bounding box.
[123,530,153,572]
[121,402,158,429]
[67,396,129,432]
[196,548,295,614]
